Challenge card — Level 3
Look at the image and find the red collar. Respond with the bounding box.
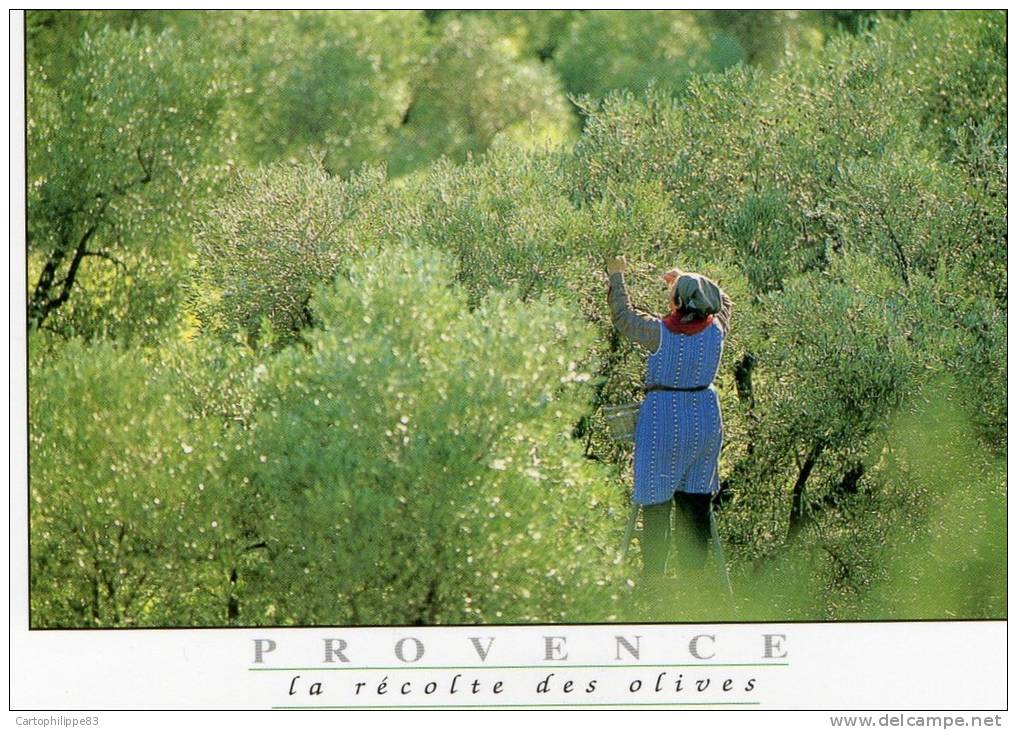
[662,310,714,335]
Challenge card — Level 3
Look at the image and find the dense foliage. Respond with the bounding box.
[27,10,1005,626]
[27,24,231,340]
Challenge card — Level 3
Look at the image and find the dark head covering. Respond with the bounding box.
[671,272,722,320]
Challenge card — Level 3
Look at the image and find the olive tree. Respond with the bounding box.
[389,14,574,176]
[216,10,427,174]
[554,11,744,101]
[190,161,390,345]
[27,25,230,338]
[230,245,626,624]
[28,337,233,626]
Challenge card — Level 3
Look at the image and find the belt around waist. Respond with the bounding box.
[644,384,711,393]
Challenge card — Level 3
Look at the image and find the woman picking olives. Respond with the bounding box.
[606,256,732,578]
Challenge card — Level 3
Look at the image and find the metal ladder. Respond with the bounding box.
[617,502,734,600]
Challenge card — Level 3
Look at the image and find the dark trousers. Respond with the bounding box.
[641,491,712,575]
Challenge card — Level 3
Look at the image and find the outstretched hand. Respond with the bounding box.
[606,256,627,275]
[661,268,681,286]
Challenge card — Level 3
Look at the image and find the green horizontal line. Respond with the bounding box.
[252,663,788,671]
[273,702,762,709]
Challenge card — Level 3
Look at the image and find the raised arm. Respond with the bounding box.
[606,264,661,352]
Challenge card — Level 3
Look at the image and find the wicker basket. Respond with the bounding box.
[602,402,641,443]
